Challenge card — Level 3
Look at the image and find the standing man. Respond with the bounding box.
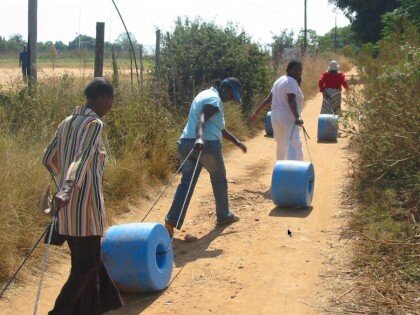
[165,77,247,238]
[43,77,123,315]
[250,60,305,161]
[19,45,29,78]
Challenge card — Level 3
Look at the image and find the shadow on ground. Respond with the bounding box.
[243,188,272,200]
[269,206,313,218]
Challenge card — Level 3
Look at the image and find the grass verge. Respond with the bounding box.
[341,25,419,313]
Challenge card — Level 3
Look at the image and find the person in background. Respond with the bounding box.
[43,77,123,315]
[19,45,29,79]
[249,60,304,161]
[318,60,349,115]
[165,77,247,239]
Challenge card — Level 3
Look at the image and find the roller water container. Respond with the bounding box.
[102,222,173,293]
[265,111,273,136]
[271,160,315,207]
[317,114,338,141]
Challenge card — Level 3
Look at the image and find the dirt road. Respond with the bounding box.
[0,89,350,314]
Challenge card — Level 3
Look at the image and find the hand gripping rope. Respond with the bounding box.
[0,146,201,309]
[285,123,313,163]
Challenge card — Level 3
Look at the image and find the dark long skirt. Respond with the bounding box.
[48,236,123,315]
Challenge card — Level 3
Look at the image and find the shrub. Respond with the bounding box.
[341,24,419,312]
[160,17,271,111]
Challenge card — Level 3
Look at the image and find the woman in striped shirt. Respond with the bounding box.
[43,77,123,315]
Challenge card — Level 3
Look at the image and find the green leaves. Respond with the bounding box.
[160,18,270,111]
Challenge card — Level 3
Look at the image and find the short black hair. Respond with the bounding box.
[286,60,302,73]
[84,77,114,100]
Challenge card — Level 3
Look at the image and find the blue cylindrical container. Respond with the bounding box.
[265,111,273,136]
[271,161,315,207]
[317,114,338,141]
[101,222,173,293]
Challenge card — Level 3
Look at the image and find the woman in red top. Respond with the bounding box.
[318,60,349,115]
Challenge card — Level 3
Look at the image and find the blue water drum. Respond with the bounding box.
[265,111,273,136]
[317,114,339,141]
[101,222,173,293]
[271,160,315,207]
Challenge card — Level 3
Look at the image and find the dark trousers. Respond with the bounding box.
[21,66,28,78]
[49,236,123,315]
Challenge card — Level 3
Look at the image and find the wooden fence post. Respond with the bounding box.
[111,45,119,88]
[28,0,38,84]
[94,22,105,78]
[139,44,144,93]
[155,29,161,92]
[167,32,177,106]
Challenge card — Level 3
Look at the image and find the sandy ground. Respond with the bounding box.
[0,66,130,86]
[0,78,353,314]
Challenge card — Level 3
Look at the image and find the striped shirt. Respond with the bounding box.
[43,106,107,236]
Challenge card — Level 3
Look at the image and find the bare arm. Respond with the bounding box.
[249,92,273,121]
[287,93,303,125]
[196,105,219,139]
[194,104,219,150]
[222,129,247,153]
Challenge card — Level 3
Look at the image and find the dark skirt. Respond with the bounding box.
[48,236,123,315]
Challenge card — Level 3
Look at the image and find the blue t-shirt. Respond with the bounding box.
[181,87,225,141]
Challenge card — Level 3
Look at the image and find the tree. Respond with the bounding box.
[318,25,357,51]
[297,29,319,53]
[382,0,420,38]
[9,33,23,43]
[329,0,400,43]
[161,17,270,110]
[68,34,95,50]
[54,41,67,52]
[271,29,295,59]
[115,32,138,52]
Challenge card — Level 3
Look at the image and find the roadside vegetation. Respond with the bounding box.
[341,22,419,313]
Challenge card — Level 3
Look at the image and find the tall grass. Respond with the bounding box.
[341,26,419,312]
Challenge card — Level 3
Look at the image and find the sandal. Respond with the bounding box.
[184,234,198,242]
[216,215,240,226]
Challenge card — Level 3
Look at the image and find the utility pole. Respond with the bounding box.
[334,16,338,49]
[303,0,307,56]
[78,9,81,51]
[28,0,37,83]
[94,22,105,77]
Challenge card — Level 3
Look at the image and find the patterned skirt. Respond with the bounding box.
[321,88,342,115]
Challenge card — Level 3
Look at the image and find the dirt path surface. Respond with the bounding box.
[0,88,351,314]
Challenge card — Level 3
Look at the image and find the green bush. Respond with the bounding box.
[342,24,419,312]
[160,18,271,111]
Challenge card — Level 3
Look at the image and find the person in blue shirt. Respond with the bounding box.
[165,77,247,238]
[19,45,29,78]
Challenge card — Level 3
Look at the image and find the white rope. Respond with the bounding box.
[33,216,56,315]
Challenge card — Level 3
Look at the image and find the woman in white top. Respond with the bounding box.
[250,60,304,161]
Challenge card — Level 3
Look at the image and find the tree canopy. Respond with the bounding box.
[329,0,400,43]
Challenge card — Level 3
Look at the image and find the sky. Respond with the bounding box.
[0,0,349,48]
